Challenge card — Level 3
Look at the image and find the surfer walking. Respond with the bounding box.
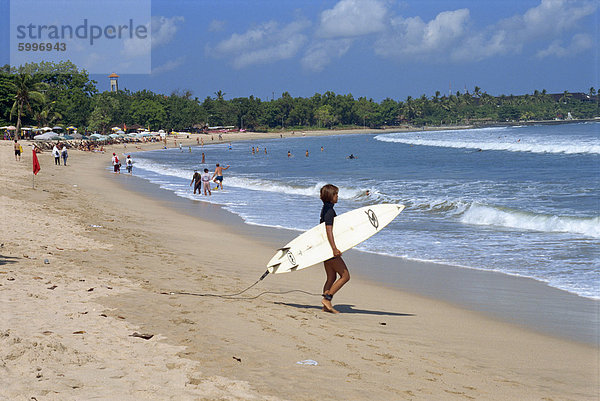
[320,184,350,313]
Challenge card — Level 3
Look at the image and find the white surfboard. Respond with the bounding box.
[267,204,404,274]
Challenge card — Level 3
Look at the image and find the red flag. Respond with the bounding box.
[32,149,41,175]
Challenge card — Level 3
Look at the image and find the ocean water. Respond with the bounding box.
[129,122,600,300]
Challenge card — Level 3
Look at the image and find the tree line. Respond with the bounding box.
[1,61,598,138]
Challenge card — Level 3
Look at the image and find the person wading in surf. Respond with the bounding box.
[320,184,350,313]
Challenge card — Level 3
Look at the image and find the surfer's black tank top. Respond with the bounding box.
[320,202,336,226]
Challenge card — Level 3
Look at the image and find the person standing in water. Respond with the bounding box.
[319,184,350,313]
[190,170,202,194]
[212,163,230,190]
[201,168,212,196]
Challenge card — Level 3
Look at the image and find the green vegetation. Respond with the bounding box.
[1,62,598,136]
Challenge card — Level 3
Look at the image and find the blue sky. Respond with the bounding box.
[1,0,598,101]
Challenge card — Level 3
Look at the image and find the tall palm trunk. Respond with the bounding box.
[16,100,23,140]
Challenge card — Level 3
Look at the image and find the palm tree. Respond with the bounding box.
[9,72,47,139]
[214,90,226,101]
[34,99,62,127]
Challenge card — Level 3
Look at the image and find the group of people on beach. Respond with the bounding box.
[190,163,230,196]
[112,153,133,174]
[52,144,68,166]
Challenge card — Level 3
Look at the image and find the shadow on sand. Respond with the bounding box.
[275,302,415,317]
[0,254,19,266]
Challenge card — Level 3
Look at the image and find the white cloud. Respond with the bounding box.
[318,0,387,38]
[451,0,597,61]
[152,56,186,74]
[121,15,184,58]
[521,0,597,36]
[211,19,310,68]
[536,33,594,58]
[205,0,598,71]
[374,9,470,59]
[301,39,353,71]
[208,19,226,32]
[152,16,185,48]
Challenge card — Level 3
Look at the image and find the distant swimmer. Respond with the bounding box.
[306,150,309,157]
[347,154,357,159]
[321,146,324,152]
[201,152,205,164]
[288,150,292,158]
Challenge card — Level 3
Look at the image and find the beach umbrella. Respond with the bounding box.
[71,133,83,139]
[60,134,74,140]
[42,126,52,131]
[116,130,125,134]
[108,133,120,138]
[34,132,59,140]
[112,126,120,131]
[6,126,16,130]
[67,126,77,130]
[21,127,32,131]
[53,126,63,131]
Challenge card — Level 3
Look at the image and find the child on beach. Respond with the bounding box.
[126,155,133,174]
[319,184,350,313]
[201,168,212,196]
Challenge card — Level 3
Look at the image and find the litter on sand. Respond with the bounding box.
[296,359,318,366]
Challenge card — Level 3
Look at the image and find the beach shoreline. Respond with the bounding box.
[1,137,598,400]
[119,166,599,345]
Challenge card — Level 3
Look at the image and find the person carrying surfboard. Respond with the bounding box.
[320,184,350,313]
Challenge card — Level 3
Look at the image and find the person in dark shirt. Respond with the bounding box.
[319,184,350,313]
[190,170,202,194]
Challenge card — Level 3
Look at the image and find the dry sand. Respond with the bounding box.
[1,132,598,401]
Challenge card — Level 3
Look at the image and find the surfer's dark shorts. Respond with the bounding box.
[215,176,223,182]
[15,149,20,156]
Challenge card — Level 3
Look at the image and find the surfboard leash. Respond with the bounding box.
[159,270,321,300]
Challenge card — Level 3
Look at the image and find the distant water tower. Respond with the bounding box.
[109,73,119,92]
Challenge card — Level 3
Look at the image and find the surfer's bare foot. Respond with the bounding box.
[321,298,339,313]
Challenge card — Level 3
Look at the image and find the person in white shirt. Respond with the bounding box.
[126,155,133,174]
[201,168,212,196]
[112,153,120,173]
[52,145,61,165]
